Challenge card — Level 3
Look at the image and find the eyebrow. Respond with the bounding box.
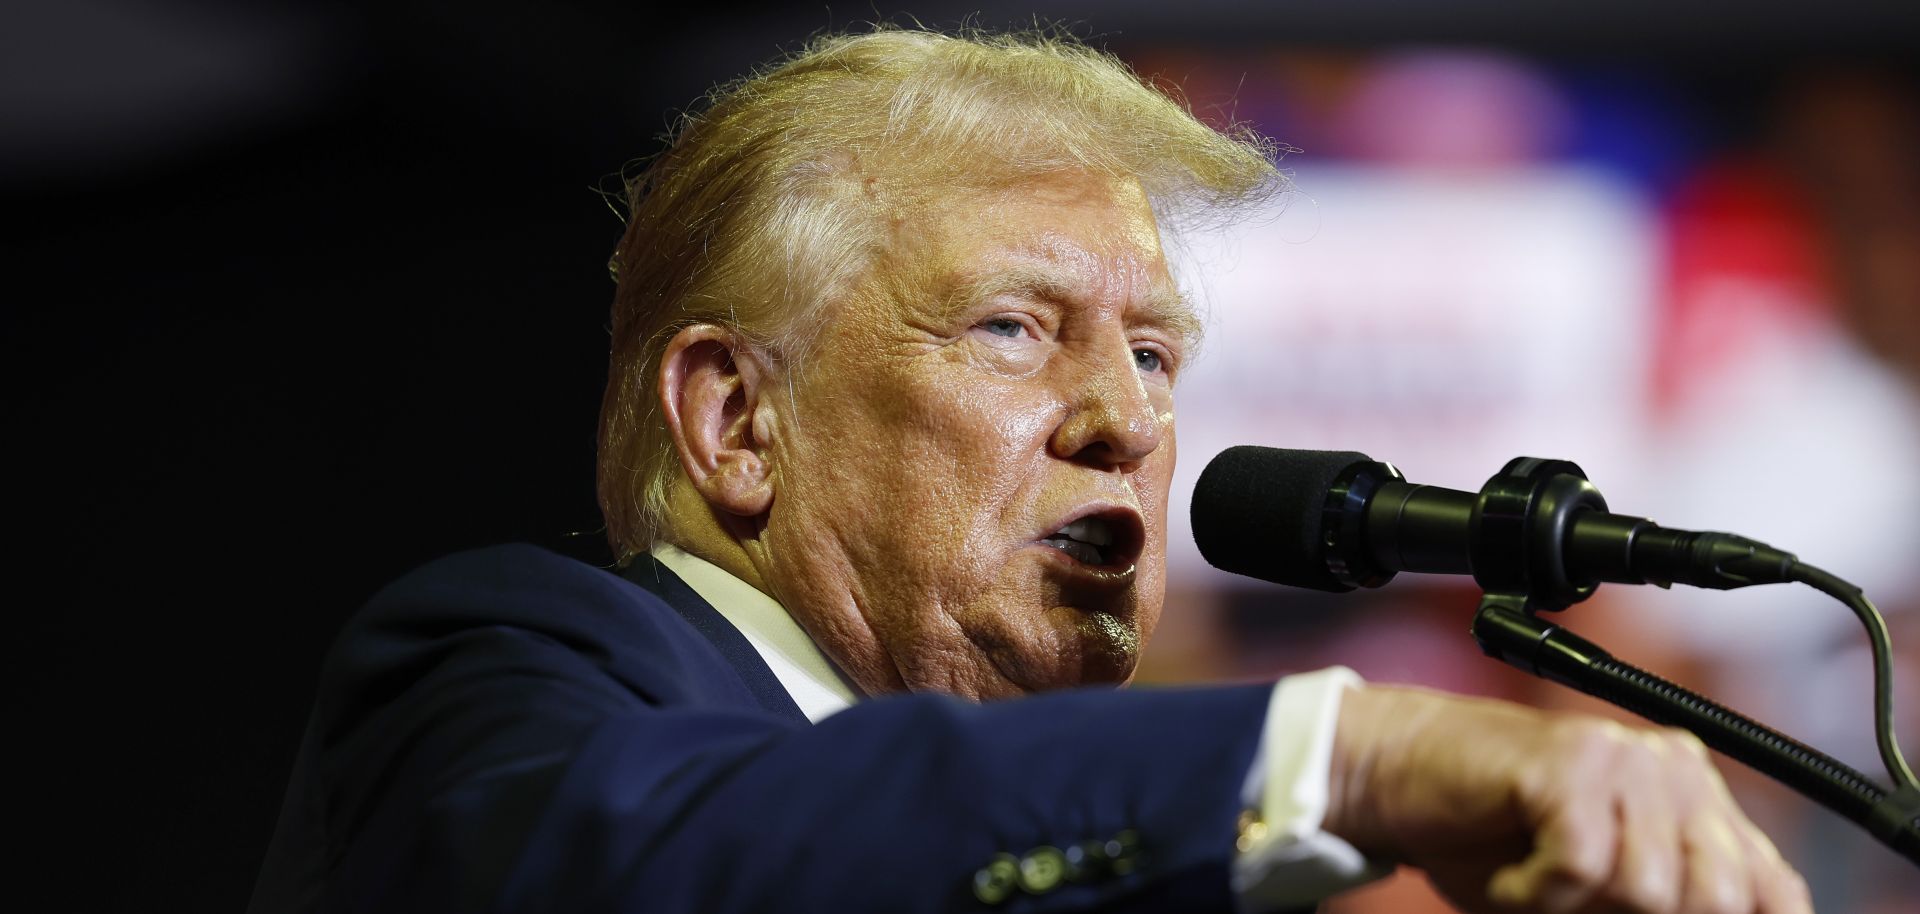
[945,263,1202,345]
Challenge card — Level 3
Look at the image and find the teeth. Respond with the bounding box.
[1043,538,1106,565]
[1055,517,1115,546]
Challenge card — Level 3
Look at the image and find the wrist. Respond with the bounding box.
[1322,684,1438,859]
[1323,683,1379,853]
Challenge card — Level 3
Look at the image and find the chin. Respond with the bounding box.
[976,604,1144,696]
[883,562,1158,699]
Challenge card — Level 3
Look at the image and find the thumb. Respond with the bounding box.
[1487,798,1615,912]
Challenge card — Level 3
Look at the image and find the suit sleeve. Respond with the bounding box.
[309,548,1275,914]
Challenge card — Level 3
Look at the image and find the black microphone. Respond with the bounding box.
[1192,445,1799,608]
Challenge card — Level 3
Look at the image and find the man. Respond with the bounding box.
[250,28,1811,913]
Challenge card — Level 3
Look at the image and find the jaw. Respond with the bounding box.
[745,432,1170,700]
[932,571,1150,696]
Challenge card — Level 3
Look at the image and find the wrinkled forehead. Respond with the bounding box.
[874,171,1199,341]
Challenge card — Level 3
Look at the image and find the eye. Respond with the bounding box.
[1133,347,1164,374]
[979,317,1029,339]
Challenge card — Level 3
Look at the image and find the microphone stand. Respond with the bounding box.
[1450,456,1920,864]
[1472,594,1920,863]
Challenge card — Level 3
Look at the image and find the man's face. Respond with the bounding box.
[755,171,1189,699]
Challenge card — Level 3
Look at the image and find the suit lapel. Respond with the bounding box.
[620,555,810,725]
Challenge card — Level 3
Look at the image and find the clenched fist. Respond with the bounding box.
[1325,685,1813,913]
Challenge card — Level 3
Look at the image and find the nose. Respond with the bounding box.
[1049,345,1164,473]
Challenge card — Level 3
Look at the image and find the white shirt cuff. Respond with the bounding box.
[1232,666,1394,911]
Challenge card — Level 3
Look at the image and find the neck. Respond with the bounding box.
[659,480,776,599]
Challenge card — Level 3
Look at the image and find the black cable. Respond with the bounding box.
[1789,562,1918,790]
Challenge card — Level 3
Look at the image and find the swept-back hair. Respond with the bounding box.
[597,26,1282,561]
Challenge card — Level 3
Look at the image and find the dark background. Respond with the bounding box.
[8,1,1916,910]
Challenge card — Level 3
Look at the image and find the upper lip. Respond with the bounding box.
[1036,502,1147,570]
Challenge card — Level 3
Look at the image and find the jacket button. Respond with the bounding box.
[972,853,1019,905]
[1018,846,1067,894]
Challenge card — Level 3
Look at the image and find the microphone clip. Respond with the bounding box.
[1469,457,1610,611]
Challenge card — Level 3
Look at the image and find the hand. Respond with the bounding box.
[1324,684,1812,914]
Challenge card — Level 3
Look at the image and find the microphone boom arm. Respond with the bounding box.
[1472,593,1920,864]
[1452,458,1920,865]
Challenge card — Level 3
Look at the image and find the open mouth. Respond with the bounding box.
[1038,509,1144,571]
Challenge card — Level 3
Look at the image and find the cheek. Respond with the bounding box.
[782,363,1060,550]
[1140,408,1177,520]
[893,364,1061,476]
[987,399,1057,449]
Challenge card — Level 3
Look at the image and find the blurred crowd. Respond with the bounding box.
[1128,47,1920,912]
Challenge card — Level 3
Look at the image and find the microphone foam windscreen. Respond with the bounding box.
[1190,445,1372,592]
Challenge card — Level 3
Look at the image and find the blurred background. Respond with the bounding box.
[8,1,1916,910]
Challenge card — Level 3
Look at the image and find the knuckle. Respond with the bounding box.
[1665,727,1710,760]
[1702,884,1749,914]
[1672,746,1734,801]
[1608,867,1678,913]
[1621,731,1673,772]
[1546,842,1611,887]
[1556,717,1630,764]
[1693,862,1753,914]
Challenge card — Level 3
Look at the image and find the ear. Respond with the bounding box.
[658,324,777,519]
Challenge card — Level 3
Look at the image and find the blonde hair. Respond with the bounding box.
[597,26,1282,561]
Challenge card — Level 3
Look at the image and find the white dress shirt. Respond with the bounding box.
[650,543,1390,909]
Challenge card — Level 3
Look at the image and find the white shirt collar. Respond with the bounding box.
[649,542,862,722]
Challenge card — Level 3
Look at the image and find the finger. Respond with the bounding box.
[1738,820,1810,914]
[1678,813,1754,914]
[1597,741,1682,913]
[1488,798,1616,913]
[1763,865,1813,914]
[1668,731,1808,914]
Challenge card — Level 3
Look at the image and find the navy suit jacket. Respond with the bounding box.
[248,544,1280,913]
